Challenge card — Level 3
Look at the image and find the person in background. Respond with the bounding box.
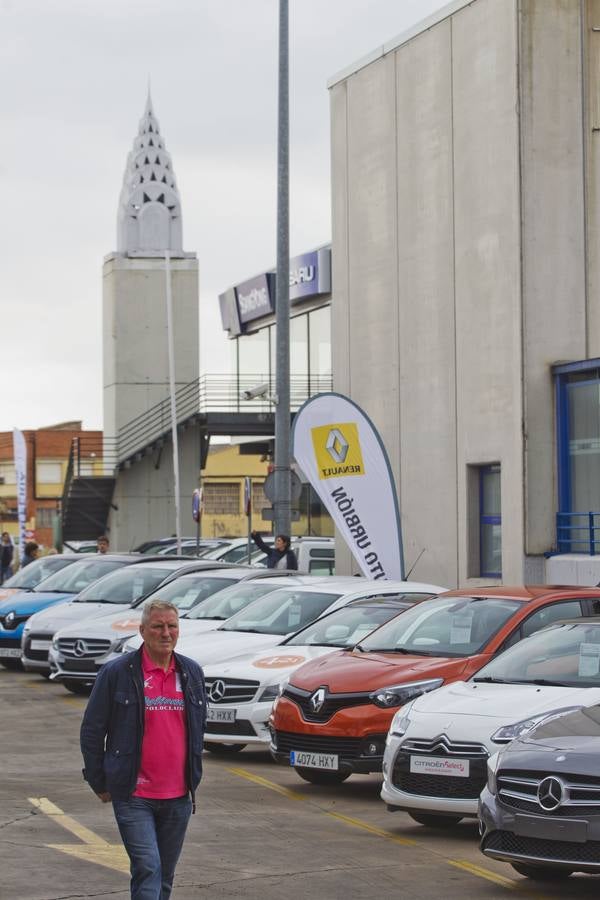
[0,532,14,583]
[21,541,40,568]
[80,599,207,900]
[97,535,109,554]
[250,532,298,570]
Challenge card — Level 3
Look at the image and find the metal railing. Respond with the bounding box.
[115,373,332,464]
[556,511,600,554]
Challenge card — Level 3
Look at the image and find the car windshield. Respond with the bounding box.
[75,565,177,604]
[183,582,282,620]
[3,556,74,590]
[358,596,522,657]
[286,603,411,648]
[210,544,262,564]
[472,622,600,687]
[219,589,341,636]
[137,574,238,611]
[33,559,126,594]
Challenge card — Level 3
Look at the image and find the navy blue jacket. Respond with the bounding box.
[80,647,206,804]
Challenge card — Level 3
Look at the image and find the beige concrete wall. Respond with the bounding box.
[103,255,199,441]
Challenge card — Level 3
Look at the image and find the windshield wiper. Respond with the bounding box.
[529,678,572,688]
[472,676,513,684]
[221,627,265,634]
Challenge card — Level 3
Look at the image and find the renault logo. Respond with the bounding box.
[208,680,226,703]
[537,776,564,811]
[325,429,349,464]
[309,687,326,713]
[74,640,87,658]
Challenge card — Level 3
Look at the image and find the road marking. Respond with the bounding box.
[29,797,129,875]
[226,768,540,894]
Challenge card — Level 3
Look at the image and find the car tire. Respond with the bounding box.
[204,742,247,753]
[408,812,463,828]
[64,682,92,696]
[0,658,23,670]
[295,767,351,785]
[510,863,573,881]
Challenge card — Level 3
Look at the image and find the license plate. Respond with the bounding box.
[206,707,236,723]
[0,648,22,658]
[514,814,587,843]
[290,750,339,770]
[409,755,470,778]
[30,640,51,651]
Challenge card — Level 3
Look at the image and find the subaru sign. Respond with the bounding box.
[289,248,331,303]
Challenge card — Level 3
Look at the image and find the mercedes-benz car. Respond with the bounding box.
[382,614,600,827]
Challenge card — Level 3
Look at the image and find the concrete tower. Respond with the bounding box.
[103,93,200,548]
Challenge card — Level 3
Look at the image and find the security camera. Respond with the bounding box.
[241,382,270,401]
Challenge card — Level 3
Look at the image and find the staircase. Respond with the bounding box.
[61,438,117,541]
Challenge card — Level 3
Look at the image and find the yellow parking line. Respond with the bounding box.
[29,797,107,845]
[226,768,541,894]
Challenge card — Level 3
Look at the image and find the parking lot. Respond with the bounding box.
[3,670,600,899]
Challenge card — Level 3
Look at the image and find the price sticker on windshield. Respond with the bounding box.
[177,588,200,610]
[578,643,600,677]
[288,604,302,627]
[450,610,474,644]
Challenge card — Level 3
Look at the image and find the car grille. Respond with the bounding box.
[205,678,260,704]
[273,729,386,759]
[391,735,488,800]
[497,770,600,817]
[22,633,52,661]
[483,830,600,865]
[0,614,28,631]
[57,638,112,660]
[0,638,20,649]
[205,720,256,737]
[282,684,372,722]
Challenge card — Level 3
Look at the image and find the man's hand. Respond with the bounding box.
[96,791,111,803]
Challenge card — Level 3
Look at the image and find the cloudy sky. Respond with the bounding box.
[1,0,447,432]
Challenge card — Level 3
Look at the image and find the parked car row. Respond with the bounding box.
[3,557,600,882]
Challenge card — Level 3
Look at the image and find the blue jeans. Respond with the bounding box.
[112,795,192,900]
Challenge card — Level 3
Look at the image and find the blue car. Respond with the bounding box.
[0,554,139,669]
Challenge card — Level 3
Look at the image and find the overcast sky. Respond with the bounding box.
[1,0,447,432]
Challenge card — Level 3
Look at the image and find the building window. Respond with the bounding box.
[36,462,62,484]
[36,507,56,528]
[467,464,501,577]
[252,482,267,516]
[0,463,16,485]
[203,482,240,515]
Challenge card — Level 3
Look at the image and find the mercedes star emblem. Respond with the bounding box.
[309,687,326,713]
[537,776,564,812]
[73,639,87,658]
[208,679,226,703]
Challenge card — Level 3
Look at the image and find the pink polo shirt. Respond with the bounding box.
[133,647,188,799]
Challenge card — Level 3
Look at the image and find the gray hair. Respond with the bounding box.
[141,598,180,626]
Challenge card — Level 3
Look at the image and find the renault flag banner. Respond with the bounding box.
[292,393,404,580]
[12,429,27,561]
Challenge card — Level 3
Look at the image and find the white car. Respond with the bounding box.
[381,618,600,827]
[199,536,336,575]
[47,567,294,691]
[201,587,445,752]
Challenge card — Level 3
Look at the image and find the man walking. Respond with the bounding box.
[80,599,207,899]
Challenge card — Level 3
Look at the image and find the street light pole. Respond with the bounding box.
[273,0,291,538]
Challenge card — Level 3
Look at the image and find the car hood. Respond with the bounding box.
[504,703,600,763]
[176,631,287,667]
[202,644,339,685]
[409,681,600,724]
[48,602,134,636]
[288,649,472,692]
[56,607,143,639]
[0,587,25,603]
[0,591,73,616]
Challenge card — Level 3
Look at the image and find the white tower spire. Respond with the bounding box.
[117,94,183,254]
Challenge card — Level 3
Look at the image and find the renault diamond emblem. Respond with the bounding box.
[537,776,564,812]
[208,679,226,703]
[325,429,349,464]
[309,687,326,713]
[74,639,87,658]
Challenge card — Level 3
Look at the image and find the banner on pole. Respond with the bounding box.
[292,393,404,580]
[12,429,27,561]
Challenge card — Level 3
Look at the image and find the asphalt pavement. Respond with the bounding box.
[2,667,600,899]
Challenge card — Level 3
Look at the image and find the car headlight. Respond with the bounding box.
[370,678,443,709]
[490,706,583,744]
[112,636,133,653]
[258,684,281,703]
[389,701,415,738]
[22,620,32,635]
[51,636,60,650]
[486,752,501,795]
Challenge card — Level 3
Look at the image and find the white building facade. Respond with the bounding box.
[330,0,600,587]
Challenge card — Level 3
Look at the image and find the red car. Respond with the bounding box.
[270,586,600,784]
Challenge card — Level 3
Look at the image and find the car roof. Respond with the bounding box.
[439,585,600,602]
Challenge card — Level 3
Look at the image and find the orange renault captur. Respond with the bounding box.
[269,586,600,784]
